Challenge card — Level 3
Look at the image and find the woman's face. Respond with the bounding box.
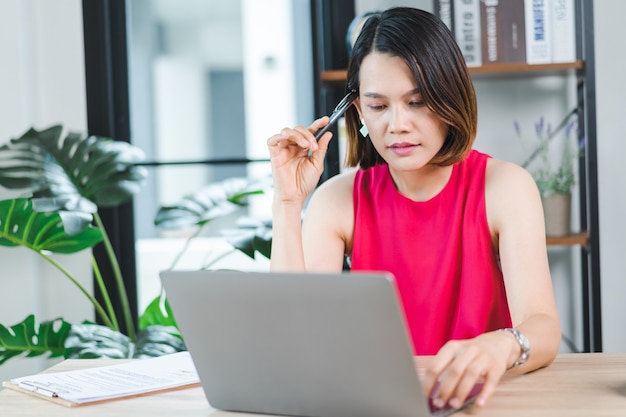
[357,52,449,171]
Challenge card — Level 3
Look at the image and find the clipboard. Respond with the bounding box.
[2,351,200,407]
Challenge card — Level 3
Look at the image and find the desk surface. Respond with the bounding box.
[1,353,625,416]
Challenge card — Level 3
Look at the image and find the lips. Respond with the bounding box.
[389,142,418,156]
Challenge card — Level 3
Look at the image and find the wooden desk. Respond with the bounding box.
[1,353,625,416]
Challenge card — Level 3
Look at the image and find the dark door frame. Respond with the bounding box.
[82,0,139,333]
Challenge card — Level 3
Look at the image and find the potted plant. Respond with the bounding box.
[0,125,267,366]
[515,113,579,236]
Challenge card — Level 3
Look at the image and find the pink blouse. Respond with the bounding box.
[351,150,512,354]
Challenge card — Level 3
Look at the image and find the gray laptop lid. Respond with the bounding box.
[160,270,467,417]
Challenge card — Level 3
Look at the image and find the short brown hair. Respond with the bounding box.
[344,7,477,169]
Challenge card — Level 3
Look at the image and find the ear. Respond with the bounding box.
[353,98,364,120]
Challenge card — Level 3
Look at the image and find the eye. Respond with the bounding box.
[368,104,387,111]
[409,100,425,107]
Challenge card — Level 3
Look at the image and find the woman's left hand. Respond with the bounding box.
[421,331,516,409]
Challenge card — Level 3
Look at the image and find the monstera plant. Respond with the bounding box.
[154,177,272,270]
[0,125,268,366]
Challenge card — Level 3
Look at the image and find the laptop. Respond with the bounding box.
[160,270,479,417]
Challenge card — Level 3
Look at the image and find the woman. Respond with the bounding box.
[267,7,560,410]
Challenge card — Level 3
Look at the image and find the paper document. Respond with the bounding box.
[2,351,200,407]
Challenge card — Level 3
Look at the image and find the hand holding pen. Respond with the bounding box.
[314,90,358,141]
[267,90,358,204]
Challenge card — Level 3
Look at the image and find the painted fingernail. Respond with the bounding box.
[433,398,445,408]
[449,397,462,409]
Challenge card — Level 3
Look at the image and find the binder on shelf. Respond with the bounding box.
[499,0,526,64]
[480,0,528,65]
[454,0,482,67]
[525,0,552,64]
[434,0,454,33]
[551,0,576,63]
[479,0,499,65]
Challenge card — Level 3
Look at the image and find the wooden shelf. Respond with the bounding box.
[320,69,350,83]
[320,60,584,84]
[469,60,584,75]
[546,231,589,246]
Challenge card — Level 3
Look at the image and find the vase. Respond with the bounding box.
[541,193,572,237]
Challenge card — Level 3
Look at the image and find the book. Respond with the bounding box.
[499,0,527,63]
[454,0,482,67]
[480,0,499,65]
[525,0,552,64]
[434,0,455,33]
[480,0,527,65]
[551,0,576,63]
[2,351,200,407]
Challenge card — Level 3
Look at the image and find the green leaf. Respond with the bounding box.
[0,315,71,365]
[139,293,179,330]
[154,177,267,230]
[64,323,186,359]
[133,326,186,358]
[0,198,103,253]
[64,323,133,359]
[222,217,272,260]
[0,125,148,213]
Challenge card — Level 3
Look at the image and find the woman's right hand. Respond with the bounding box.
[267,116,333,205]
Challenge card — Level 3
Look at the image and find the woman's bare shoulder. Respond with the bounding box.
[302,169,358,261]
[304,169,356,234]
[485,158,536,191]
[310,169,357,202]
[485,157,543,233]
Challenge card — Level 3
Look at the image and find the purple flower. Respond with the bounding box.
[565,119,577,139]
[535,117,545,137]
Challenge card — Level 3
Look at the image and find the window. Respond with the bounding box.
[83,0,313,322]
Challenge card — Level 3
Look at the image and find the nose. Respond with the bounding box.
[388,104,411,134]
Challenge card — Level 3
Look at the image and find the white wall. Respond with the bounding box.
[595,0,626,352]
[0,0,92,384]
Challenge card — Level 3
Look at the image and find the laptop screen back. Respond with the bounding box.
[160,270,432,417]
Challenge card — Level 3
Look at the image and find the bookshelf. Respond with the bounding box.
[321,60,585,83]
[311,0,600,352]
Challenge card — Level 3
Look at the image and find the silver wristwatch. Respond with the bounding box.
[498,328,530,368]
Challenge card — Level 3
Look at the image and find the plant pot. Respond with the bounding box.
[541,193,571,237]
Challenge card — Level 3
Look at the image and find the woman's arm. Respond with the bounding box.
[267,117,353,273]
[267,117,332,271]
[422,158,561,409]
[487,158,561,372]
[301,171,355,272]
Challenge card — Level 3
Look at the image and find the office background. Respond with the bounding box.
[0,0,624,384]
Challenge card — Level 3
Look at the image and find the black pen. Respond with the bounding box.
[314,90,358,141]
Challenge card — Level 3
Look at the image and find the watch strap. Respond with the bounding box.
[498,328,530,369]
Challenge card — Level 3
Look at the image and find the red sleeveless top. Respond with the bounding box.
[351,150,512,354]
